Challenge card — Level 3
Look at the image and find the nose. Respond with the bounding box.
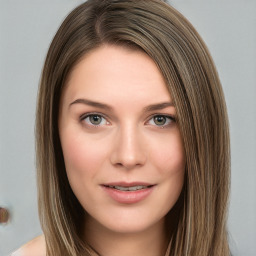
[110,125,147,170]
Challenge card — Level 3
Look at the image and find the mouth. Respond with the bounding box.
[101,182,155,204]
[103,185,154,191]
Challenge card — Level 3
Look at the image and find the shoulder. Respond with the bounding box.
[11,235,46,256]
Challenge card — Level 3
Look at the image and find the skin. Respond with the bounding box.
[58,44,185,256]
[13,45,185,256]
[11,235,46,256]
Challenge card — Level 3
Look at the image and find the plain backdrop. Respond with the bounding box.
[0,0,255,255]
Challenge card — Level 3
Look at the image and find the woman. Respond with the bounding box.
[13,0,231,255]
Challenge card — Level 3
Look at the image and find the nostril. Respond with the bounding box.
[110,130,147,169]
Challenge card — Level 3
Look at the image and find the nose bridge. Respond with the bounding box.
[110,122,146,169]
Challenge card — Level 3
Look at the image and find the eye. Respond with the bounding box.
[147,115,175,127]
[81,114,109,127]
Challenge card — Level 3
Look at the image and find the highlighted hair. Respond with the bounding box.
[36,0,231,255]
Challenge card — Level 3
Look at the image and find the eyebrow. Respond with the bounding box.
[69,98,174,112]
[143,102,174,112]
[69,98,113,111]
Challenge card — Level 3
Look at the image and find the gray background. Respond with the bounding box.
[0,0,255,255]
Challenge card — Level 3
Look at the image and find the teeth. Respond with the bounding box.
[108,185,149,191]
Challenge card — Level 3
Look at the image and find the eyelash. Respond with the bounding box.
[80,112,176,128]
[80,112,110,128]
[147,114,176,128]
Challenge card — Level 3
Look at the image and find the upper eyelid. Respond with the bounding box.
[80,112,109,121]
[80,113,110,127]
[146,113,176,122]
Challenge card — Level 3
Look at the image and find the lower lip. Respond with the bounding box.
[101,186,155,204]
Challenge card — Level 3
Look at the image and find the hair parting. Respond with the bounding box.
[36,1,231,255]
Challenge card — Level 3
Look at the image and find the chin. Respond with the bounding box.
[86,206,167,235]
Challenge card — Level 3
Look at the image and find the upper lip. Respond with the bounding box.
[102,182,155,187]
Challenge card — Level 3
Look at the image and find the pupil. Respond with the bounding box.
[154,116,166,125]
[90,115,101,125]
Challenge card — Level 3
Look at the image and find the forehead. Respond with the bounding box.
[62,45,171,105]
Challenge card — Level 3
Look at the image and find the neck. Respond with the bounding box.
[83,217,169,256]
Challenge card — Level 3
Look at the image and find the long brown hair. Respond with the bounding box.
[36,0,231,255]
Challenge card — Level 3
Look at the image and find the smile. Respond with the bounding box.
[101,182,155,204]
[105,185,153,191]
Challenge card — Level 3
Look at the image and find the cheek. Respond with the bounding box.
[156,136,185,211]
[143,132,185,219]
[60,131,109,182]
[149,132,186,176]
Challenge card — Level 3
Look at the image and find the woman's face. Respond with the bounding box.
[59,45,185,235]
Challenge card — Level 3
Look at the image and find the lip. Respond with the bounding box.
[103,181,154,187]
[101,182,155,204]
